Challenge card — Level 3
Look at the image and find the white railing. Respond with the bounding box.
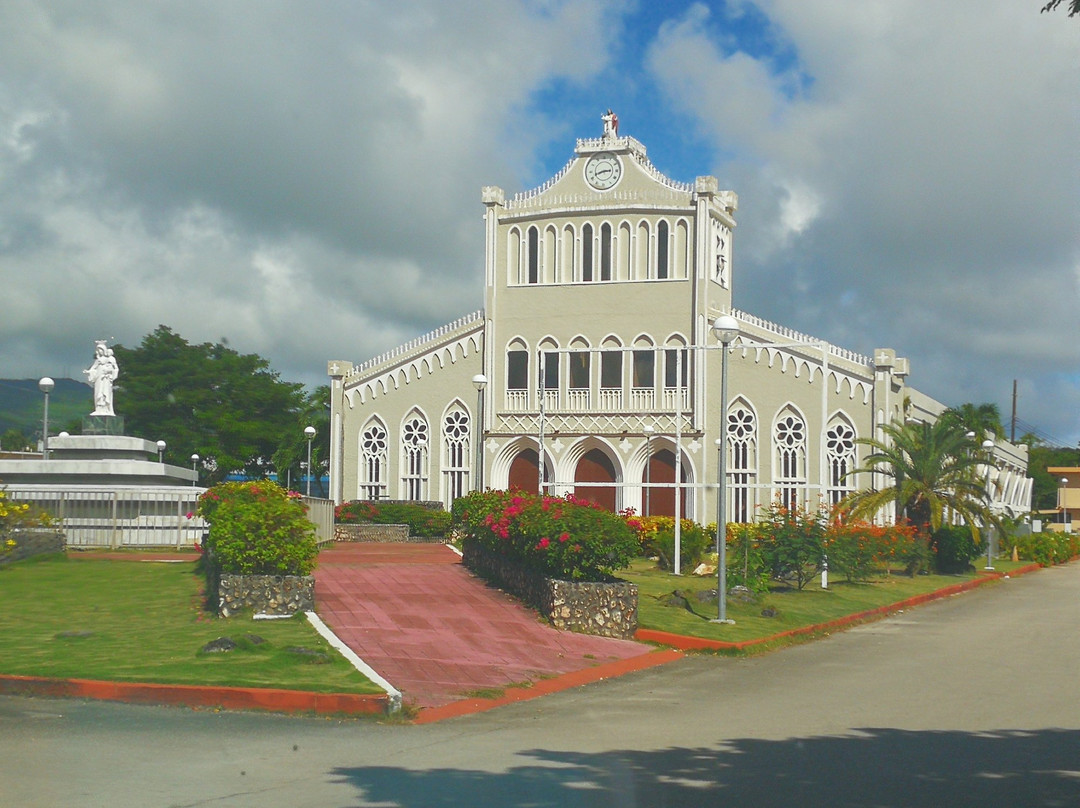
[301,495,335,545]
[629,388,656,411]
[6,486,337,549]
[731,308,873,366]
[349,310,484,377]
[661,387,689,410]
[597,388,623,411]
[505,390,529,412]
[6,486,207,548]
[566,389,591,411]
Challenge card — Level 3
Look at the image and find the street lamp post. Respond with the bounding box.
[38,377,54,460]
[156,440,166,463]
[1062,477,1070,529]
[190,453,199,487]
[643,425,654,517]
[472,374,487,492]
[304,425,317,497]
[982,438,995,570]
[711,314,738,624]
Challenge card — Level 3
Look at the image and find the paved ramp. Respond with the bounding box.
[314,543,656,711]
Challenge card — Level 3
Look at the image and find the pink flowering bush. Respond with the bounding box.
[197,480,317,575]
[451,489,639,581]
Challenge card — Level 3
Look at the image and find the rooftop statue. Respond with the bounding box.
[84,340,119,417]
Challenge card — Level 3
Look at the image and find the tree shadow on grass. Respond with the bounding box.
[331,728,1080,807]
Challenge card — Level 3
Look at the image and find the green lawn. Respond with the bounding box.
[1,554,382,694]
[621,557,1029,647]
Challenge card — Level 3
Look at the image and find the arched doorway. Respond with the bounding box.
[574,448,617,511]
[646,449,686,518]
[508,449,548,495]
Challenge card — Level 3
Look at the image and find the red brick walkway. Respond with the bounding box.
[315,543,657,711]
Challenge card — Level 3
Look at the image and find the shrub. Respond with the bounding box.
[929,525,984,574]
[637,515,713,572]
[725,523,772,593]
[1004,531,1080,567]
[825,520,922,582]
[756,502,826,590]
[452,489,639,581]
[198,480,318,576]
[335,500,451,538]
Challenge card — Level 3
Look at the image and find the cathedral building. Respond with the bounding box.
[327,116,1032,525]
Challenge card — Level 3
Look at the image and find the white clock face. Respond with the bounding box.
[584,152,622,190]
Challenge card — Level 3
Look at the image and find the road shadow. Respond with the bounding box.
[331,727,1080,807]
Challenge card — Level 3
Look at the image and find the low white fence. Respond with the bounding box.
[5,486,207,548]
[5,486,336,549]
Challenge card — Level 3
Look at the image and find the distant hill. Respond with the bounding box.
[0,378,91,439]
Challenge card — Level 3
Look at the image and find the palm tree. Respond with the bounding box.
[939,402,1005,440]
[840,418,994,542]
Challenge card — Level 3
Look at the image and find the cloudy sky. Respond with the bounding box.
[1,1,1077,446]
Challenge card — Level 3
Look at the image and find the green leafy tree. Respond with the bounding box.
[271,385,330,495]
[841,418,995,543]
[1023,435,1079,511]
[112,326,306,484]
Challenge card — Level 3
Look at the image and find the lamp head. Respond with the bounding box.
[38,377,55,394]
[304,425,317,439]
[711,314,739,345]
[472,374,488,391]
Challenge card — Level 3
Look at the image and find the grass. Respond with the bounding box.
[621,557,1031,648]
[0,553,383,695]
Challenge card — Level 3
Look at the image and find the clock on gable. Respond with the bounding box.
[584,152,622,190]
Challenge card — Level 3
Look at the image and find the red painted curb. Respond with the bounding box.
[635,565,1045,653]
[412,648,684,725]
[0,674,390,716]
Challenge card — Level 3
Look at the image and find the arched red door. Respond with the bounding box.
[646,449,686,518]
[508,449,542,495]
[574,448,617,511]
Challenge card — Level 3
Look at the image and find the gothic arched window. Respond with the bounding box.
[442,408,470,508]
[826,419,857,507]
[401,415,429,501]
[360,420,388,500]
[774,410,806,510]
[727,405,757,523]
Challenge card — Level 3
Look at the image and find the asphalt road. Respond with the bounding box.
[4,564,1079,807]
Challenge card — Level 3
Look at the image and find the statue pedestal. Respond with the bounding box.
[82,415,126,436]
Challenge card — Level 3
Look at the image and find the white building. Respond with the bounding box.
[327,116,1032,523]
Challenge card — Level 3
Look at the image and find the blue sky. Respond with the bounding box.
[0,1,1077,447]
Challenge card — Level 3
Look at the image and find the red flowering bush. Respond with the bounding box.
[197,480,317,575]
[451,490,639,580]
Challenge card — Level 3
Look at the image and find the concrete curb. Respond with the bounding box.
[412,648,684,724]
[0,674,390,715]
[635,563,1044,652]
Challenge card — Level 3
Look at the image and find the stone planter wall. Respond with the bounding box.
[0,528,65,566]
[333,523,411,543]
[462,544,637,639]
[217,573,314,617]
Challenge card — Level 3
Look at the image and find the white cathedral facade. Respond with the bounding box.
[327,117,1032,524]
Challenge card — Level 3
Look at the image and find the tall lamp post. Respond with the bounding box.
[981,438,995,570]
[711,314,739,624]
[156,440,166,463]
[304,425,317,497]
[190,453,199,487]
[1062,477,1070,529]
[643,425,655,517]
[472,374,487,492]
[38,377,54,461]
